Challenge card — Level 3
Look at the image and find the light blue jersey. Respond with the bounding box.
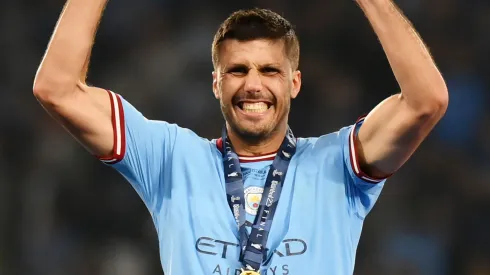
[100,91,387,275]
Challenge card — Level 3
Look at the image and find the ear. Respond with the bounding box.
[290,70,302,99]
[212,71,220,99]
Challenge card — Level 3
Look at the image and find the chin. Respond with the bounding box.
[221,103,286,143]
[230,120,277,143]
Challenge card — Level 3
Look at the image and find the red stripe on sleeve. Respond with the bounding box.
[98,90,125,164]
[348,117,386,184]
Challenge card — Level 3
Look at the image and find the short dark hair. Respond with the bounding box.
[212,8,300,70]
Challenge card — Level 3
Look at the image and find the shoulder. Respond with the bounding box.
[296,125,353,154]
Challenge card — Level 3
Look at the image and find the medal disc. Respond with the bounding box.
[240,270,260,275]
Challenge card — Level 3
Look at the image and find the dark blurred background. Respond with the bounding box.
[1,0,489,274]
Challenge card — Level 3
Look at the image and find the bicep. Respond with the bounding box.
[38,83,114,157]
[357,94,442,177]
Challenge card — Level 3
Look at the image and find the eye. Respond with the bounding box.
[227,66,248,76]
[261,66,280,75]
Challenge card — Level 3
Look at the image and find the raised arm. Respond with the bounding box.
[353,0,449,178]
[33,0,114,157]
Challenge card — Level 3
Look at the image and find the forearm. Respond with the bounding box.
[356,0,447,112]
[34,0,108,96]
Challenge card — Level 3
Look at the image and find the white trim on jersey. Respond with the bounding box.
[238,153,277,162]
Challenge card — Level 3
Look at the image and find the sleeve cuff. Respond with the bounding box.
[97,90,126,164]
[348,116,388,184]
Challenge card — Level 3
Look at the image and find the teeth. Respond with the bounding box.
[242,102,269,113]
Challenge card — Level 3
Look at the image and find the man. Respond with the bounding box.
[33,0,448,274]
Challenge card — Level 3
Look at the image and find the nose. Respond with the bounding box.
[243,69,263,93]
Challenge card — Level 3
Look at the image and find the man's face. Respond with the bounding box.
[213,39,301,142]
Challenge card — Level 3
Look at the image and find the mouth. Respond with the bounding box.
[236,101,273,113]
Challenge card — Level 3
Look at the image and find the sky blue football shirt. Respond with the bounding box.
[100,91,387,275]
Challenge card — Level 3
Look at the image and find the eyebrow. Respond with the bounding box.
[225,63,282,70]
[226,63,248,70]
[260,63,281,68]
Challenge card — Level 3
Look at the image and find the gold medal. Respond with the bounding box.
[240,269,260,275]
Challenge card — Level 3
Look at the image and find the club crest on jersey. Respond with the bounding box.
[244,186,263,215]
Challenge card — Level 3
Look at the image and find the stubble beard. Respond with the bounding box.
[220,101,290,146]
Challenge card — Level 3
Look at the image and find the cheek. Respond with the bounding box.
[220,78,241,101]
[218,86,234,105]
[269,81,292,103]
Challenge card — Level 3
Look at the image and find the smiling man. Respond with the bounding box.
[33,1,448,274]
[213,36,301,155]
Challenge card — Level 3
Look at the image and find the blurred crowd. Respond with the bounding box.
[1,0,489,274]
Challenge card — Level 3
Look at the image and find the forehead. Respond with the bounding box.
[218,39,288,67]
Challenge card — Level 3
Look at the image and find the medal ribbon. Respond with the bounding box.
[221,126,297,273]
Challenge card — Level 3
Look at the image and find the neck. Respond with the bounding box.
[226,125,287,156]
